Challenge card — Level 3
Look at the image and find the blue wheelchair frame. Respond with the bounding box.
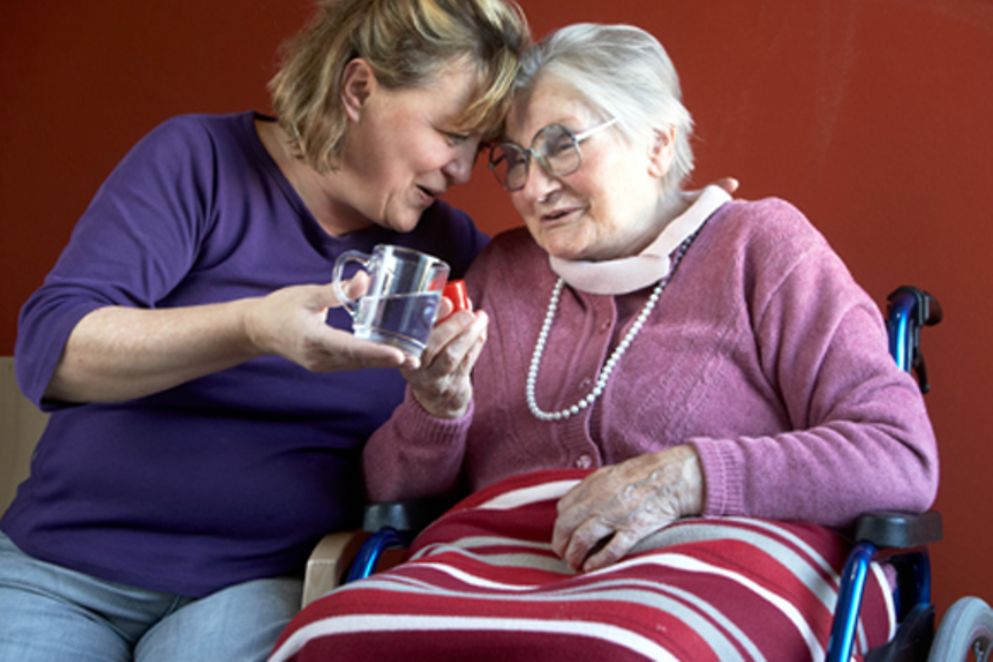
[351,285,945,660]
[345,500,446,584]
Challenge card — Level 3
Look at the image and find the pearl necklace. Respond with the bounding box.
[525,237,694,422]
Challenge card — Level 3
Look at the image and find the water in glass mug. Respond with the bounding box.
[353,291,442,357]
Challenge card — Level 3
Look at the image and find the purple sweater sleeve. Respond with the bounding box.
[15,117,214,408]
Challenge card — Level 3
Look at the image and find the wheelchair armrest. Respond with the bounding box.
[853,510,943,548]
[340,498,450,585]
[827,511,942,661]
[362,497,449,533]
[302,530,369,608]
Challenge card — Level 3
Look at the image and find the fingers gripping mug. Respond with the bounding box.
[332,245,451,358]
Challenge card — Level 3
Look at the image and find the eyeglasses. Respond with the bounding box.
[488,118,618,192]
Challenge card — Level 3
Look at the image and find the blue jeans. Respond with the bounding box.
[0,532,301,661]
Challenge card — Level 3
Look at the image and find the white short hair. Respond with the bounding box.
[514,23,695,193]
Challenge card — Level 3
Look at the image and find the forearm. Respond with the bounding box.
[692,401,938,527]
[758,264,936,522]
[46,300,260,403]
[363,390,472,501]
[43,282,413,404]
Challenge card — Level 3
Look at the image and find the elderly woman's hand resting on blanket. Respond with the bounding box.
[552,445,704,572]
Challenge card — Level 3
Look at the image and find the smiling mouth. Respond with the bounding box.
[541,207,580,222]
[417,185,441,200]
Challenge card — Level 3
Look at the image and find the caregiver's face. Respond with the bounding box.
[337,57,483,233]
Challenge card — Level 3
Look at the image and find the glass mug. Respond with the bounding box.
[332,244,450,358]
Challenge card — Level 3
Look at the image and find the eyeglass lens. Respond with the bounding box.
[489,124,582,191]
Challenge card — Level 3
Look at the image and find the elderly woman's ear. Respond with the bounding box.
[647,126,677,178]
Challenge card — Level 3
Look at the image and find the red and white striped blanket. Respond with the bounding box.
[271,469,895,661]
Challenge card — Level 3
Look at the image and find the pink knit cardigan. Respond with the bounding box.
[363,197,938,526]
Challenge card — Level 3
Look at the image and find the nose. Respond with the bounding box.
[517,157,561,204]
[442,140,480,186]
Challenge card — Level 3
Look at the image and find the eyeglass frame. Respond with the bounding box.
[488,117,619,192]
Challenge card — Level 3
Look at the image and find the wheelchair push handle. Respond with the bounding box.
[886,285,942,393]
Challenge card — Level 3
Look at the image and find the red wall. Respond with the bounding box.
[3,0,990,616]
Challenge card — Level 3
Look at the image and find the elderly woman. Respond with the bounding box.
[0,1,528,660]
[272,23,937,660]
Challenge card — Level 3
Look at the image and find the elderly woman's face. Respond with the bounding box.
[503,78,666,261]
[337,58,483,232]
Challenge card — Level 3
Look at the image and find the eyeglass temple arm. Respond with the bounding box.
[574,117,619,142]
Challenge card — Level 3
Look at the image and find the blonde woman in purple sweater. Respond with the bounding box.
[274,23,938,660]
[1,3,530,661]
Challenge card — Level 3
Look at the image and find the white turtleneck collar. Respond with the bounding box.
[548,184,731,295]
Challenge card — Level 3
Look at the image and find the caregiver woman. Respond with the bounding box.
[0,1,527,660]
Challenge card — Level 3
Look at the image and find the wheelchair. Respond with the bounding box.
[326,285,993,661]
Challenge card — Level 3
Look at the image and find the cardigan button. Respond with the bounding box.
[575,454,593,469]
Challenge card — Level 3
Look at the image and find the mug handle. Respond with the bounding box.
[331,250,370,317]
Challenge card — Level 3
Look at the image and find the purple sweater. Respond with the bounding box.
[4,112,487,597]
[364,199,938,525]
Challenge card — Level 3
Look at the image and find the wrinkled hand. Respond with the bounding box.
[243,279,414,372]
[552,445,705,572]
[404,308,488,418]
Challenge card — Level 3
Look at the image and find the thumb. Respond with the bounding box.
[434,296,455,323]
[327,273,371,308]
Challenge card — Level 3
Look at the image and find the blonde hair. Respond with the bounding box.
[269,0,530,173]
